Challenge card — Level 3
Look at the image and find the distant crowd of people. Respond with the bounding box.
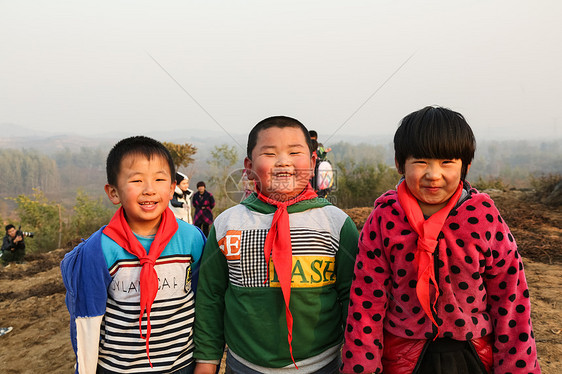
[168,173,216,237]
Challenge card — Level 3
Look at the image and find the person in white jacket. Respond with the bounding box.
[170,172,194,224]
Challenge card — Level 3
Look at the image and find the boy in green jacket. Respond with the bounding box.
[194,116,359,373]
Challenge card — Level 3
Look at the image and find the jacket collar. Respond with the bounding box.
[241,192,331,214]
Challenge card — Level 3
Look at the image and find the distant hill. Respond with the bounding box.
[0,122,246,153]
[0,121,398,153]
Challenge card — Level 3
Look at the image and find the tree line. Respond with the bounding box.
[1,139,560,253]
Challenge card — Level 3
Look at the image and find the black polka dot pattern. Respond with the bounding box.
[342,188,540,373]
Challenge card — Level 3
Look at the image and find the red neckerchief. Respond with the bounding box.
[103,207,178,367]
[256,184,318,367]
[397,181,463,338]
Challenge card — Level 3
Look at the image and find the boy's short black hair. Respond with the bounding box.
[5,224,15,232]
[106,136,176,186]
[394,106,476,180]
[309,130,318,139]
[246,116,314,159]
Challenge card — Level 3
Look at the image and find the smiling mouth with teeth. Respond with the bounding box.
[270,169,293,177]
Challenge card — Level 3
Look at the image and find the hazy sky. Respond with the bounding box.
[2,0,561,143]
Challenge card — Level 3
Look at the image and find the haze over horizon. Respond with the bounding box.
[2,1,561,144]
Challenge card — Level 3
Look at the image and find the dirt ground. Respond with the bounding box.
[0,190,560,373]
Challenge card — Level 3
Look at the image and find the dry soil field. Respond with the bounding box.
[0,190,560,373]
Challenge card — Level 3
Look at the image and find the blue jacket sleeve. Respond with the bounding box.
[60,228,112,372]
[190,225,207,297]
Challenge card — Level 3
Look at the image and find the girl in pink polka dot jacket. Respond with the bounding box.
[341,106,540,374]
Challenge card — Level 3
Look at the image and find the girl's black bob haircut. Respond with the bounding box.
[246,116,314,159]
[394,106,476,181]
[106,135,176,187]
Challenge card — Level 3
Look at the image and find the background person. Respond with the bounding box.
[309,130,333,198]
[308,130,331,162]
[170,172,194,224]
[192,181,215,237]
[1,224,26,265]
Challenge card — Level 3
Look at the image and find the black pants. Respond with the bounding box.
[414,337,488,374]
[1,248,25,264]
[197,222,210,237]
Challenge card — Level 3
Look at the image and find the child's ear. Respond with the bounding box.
[169,182,176,199]
[310,152,317,176]
[243,157,255,180]
[105,184,121,205]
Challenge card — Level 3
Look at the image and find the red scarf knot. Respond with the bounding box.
[418,238,438,253]
[139,257,156,267]
[103,206,178,368]
[256,184,318,368]
[397,181,463,339]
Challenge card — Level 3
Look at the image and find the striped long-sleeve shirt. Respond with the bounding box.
[61,220,205,373]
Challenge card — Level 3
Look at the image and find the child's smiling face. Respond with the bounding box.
[400,157,470,216]
[244,126,316,202]
[105,153,175,235]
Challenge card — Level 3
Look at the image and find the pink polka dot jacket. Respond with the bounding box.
[341,186,540,374]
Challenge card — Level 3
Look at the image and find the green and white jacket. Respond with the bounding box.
[194,195,359,371]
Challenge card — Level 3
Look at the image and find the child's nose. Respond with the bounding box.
[143,181,156,194]
[425,164,442,179]
[275,154,291,166]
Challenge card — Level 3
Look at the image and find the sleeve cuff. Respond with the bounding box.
[196,359,221,365]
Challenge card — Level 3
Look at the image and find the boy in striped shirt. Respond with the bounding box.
[62,136,206,373]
